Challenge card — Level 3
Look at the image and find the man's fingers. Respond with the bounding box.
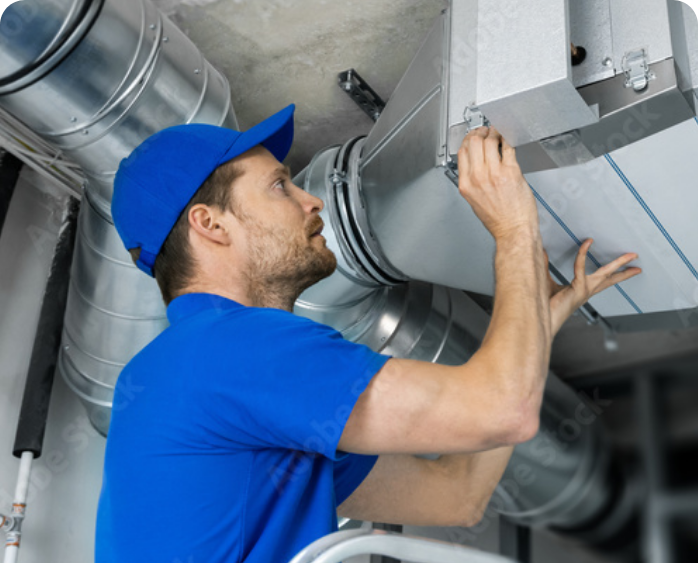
[485,127,502,166]
[594,252,639,279]
[574,238,594,279]
[466,131,486,176]
[457,142,471,179]
[595,266,643,293]
[501,137,517,166]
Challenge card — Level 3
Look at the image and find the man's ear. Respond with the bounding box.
[188,204,233,245]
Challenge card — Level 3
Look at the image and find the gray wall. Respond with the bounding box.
[0,169,104,562]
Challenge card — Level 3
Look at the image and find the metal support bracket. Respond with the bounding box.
[337,69,387,122]
[622,49,654,91]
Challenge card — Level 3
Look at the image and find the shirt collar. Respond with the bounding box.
[166,293,243,325]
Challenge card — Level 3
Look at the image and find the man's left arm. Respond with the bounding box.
[339,239,641,527]
[338,448,513,527]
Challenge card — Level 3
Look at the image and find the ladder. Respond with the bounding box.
[289,529,518,563]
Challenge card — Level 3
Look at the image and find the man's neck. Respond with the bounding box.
[182,280,299,312]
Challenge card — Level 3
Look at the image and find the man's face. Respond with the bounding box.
[225,146,337,301]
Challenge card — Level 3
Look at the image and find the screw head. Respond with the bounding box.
[194,68,201,74]
[163,36,169,43]
[149,24,156,30]
[603,57,613,67]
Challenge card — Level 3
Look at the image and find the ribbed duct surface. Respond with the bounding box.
[0,0,237,435]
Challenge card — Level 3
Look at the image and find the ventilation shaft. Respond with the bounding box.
[4,0,688,551]
[0,0,236,433]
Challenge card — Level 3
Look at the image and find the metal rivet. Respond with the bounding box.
[149,24,156,30]
[83,130,89,135]
[194,69,201,74]
[163,36,169,43]
[70,117,77,123]
[603,57,613,67]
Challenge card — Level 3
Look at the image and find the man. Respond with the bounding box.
[96,104,641,562]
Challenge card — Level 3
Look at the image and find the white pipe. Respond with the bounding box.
[3,452,34,563]
[13,452,33,507]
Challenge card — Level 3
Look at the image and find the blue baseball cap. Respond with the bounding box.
[112,104,296,276]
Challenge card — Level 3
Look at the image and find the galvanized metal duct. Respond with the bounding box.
[0,0,237,435]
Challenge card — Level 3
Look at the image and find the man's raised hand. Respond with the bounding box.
[547,239,642,335]
[457,127,540,241]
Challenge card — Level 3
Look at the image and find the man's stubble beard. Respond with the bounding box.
[241,215,337,310]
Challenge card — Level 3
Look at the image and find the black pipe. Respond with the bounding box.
[12,197,79,459]
[0,150,23,239]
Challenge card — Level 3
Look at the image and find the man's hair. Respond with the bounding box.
[129,159,243,305]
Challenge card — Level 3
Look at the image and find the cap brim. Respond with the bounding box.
[220,104,295,166]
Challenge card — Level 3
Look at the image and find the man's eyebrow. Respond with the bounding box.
[266,165,292,180]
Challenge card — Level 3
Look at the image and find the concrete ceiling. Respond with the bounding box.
[151,0,698,380]
[153,0,448,174]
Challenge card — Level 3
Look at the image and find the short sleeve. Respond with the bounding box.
[334,453,378,506]
[188,308,390,460]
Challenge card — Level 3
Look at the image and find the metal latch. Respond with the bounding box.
[463,106,490,131]
[621,49,654,92]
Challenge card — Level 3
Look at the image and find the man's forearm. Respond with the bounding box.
[427,446,515,526]
[476,226,552,421]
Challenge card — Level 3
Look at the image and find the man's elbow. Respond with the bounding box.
[450,496,493,528]
[501,406,540,446]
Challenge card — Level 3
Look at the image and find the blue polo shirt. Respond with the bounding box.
[96,293,389,563]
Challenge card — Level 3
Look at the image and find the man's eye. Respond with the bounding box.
[273,180,286,191]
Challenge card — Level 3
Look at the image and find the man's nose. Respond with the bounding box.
[297,186,324,214]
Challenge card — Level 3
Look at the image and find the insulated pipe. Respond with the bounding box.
[13,197,79,458]
[0,0,237,435]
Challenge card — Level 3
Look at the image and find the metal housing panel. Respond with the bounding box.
[475,0,598,146]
